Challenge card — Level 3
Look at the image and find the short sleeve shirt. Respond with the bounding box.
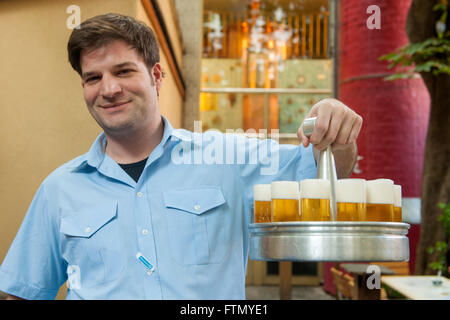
[0,117,317,299]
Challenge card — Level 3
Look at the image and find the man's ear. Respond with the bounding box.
[152,63,163,91]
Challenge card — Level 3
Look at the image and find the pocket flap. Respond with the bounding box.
[163,187,225,215]
[60,202,118,237]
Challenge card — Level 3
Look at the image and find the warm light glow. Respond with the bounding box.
[242,38,248,49]
[203,2,329,60]
[280,44,287,60]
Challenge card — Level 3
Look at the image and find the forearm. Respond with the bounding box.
[6,294,25,300]
[333,142,358,178]
[313,142,358,179]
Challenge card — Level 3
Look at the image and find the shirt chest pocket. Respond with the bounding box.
[163,187,229,265]
[60,202,124,288]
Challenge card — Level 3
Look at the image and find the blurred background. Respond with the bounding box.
[1,0,447,300]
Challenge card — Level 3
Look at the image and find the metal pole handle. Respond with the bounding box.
[302,117,338,221]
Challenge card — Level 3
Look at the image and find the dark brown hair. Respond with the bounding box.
[67,13,160,76]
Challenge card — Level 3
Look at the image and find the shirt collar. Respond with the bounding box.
[159,115,192,144]
[72,116,191,172]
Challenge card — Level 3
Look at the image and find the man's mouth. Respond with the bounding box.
[99,100,131,110]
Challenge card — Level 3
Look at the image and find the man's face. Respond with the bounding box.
[80,40,162,136]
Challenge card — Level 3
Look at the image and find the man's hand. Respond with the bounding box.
[297,98,362,151]
[297,98,363,178]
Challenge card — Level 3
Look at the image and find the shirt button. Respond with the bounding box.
[142,229,149,235]
[137,192,143,197]
[194,204,200,211]
[85,227,91,233]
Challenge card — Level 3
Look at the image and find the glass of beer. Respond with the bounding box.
[271,181,300,222]
[366,179,395,222]
[393,184,402,222]
[335,179,367,221]
[299,179,330,221]
[253,184,272,223]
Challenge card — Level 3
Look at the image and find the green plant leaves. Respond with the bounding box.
[427,203,450,274]
[379,38,450,80]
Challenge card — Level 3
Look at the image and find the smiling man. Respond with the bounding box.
[0,13,361,300]
[80,39,164,165]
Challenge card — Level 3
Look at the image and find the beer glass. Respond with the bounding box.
[253,184,271,223]
[393,184,402,222]
[271,181,300,222]
[335,179,367,221]
[299,179,330,221]
[366,179,395,222]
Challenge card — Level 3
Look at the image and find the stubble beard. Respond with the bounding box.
[91,102,145,138]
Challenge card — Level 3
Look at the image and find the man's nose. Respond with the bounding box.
[99,74,122,98]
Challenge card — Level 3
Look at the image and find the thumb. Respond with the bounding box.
[297,128,310,148]
[302,136,310,148]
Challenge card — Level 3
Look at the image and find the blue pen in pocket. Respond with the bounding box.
[136,252,155,275]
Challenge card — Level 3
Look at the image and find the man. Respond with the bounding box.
[0,13,361,299]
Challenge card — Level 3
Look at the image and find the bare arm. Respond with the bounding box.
[313,141,358,179]
[6,294,25,300]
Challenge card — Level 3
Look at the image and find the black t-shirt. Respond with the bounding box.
[118,157,148,183]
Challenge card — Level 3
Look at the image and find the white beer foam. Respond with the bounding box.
[394,184,402,207]
[299,179,330,199]
[366,179,394,204]
[253,184,271,201]
[335,179,366,203]
[271,181,299,200]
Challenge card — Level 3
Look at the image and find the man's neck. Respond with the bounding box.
[104,117,164,164]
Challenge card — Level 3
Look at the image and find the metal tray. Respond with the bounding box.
[249,221,410,262]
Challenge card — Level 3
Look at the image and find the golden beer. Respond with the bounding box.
[272,198,300,222]
[271,181,300,222]
[253,184,271,223]
[366,203,394,221]
[299,179,330,221]
[366,179,395,222]
[336,179,367,221]
[254,200,271,223]
[337,202,367,221]
[393,184,402,222]
[301,198,330,221]
[393,206,402,222]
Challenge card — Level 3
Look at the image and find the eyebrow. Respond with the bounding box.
[82,62,138,79]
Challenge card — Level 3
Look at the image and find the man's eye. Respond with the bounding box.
[118,69,132,75]
[86,76,100,83]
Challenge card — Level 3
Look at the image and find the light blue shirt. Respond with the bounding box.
[0,117,317,299]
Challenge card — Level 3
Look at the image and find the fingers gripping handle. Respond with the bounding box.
[302,116,317,138]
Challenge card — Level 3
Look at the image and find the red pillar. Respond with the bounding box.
[323,0,430,295]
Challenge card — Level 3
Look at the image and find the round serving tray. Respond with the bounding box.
[249,221,410,262]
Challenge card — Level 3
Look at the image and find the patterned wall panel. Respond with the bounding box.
[278,59,332,133]
[199,58,332,133]
[200,59,243,131]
